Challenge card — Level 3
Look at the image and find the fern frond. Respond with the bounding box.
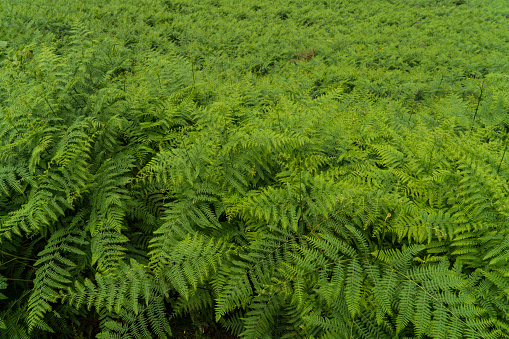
[345,259,363,319]
[240,290,282,338]
[27,225,88,333]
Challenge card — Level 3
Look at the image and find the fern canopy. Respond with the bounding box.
[1,0,509,338]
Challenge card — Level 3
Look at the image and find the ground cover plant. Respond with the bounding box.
[1,0,509,338]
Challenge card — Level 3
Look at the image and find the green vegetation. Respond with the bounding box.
[1,0,509,337]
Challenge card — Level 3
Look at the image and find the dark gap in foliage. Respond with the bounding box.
[145,16,156,27]
[165,32,182,46]
[36,19,72,39]
[343,82,356,94]
[414,89,426,102]
[236,13,248,21]
[163,0,188,13]
[250,63,270,76]
[298,16,315,27]
[109,67,132,79]
[209,0,221,8]
[124,37,139,48]
[276,10,290,20]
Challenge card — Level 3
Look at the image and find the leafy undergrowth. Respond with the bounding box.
[170,317,238,339]
[1,0,509,338]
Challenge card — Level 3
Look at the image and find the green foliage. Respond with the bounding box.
[1,0,509,338]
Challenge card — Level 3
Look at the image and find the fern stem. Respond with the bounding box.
[496,136,508,175]
[180,129,196,172]
[191,58,196,96]
[43,96,57,116]
[373,213,390,264]
[472,81,484,122]
[73,87,90,114]
[434,73,444,98]
[427,139,437,173]
[299,159,304,232]
[0,249,37,261]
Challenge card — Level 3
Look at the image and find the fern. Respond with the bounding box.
[27,220,88,333]
[2,3,509,338]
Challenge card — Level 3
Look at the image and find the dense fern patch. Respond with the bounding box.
[1,0,509,338]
